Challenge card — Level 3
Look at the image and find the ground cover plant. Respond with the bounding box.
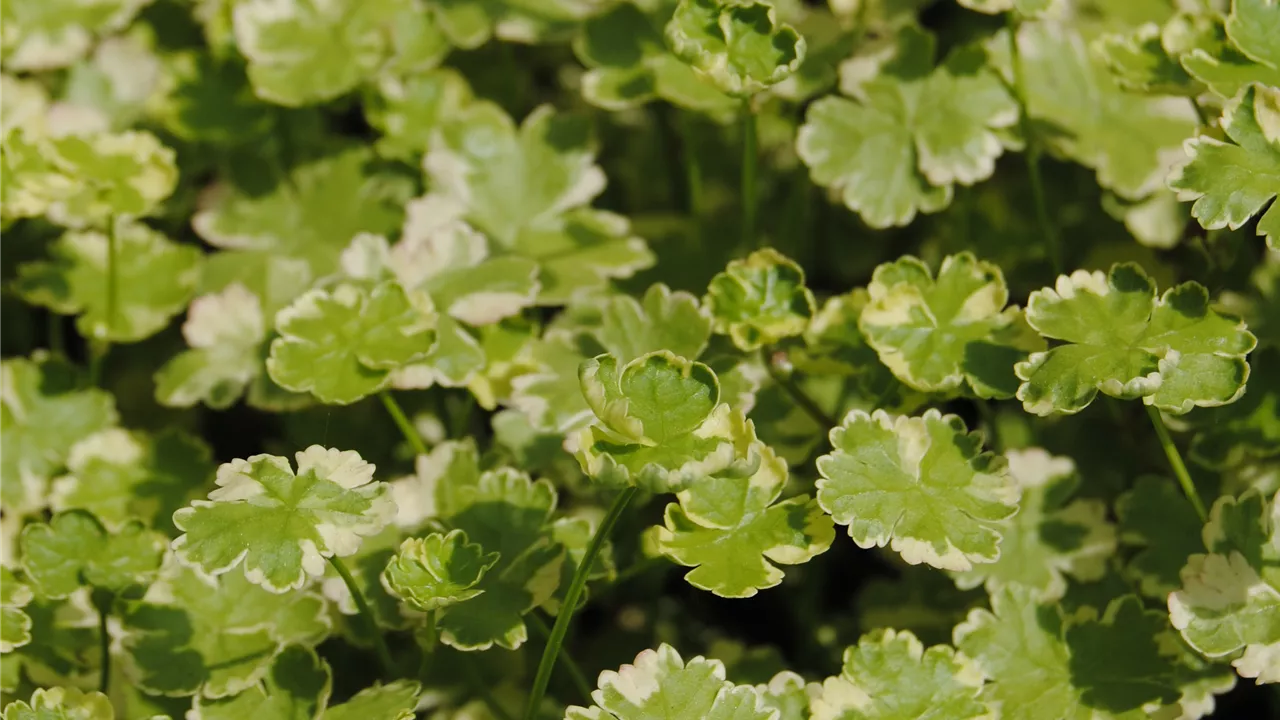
[1,0,1279,717]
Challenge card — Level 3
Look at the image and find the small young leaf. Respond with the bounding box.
[705,249,816,352]
[266,281,437,405]
[0,569,33,654]
[1169,84,1280,250]
[189,645,330,720]
[172,446,396,593]
[322,680,420,720]
[656,442,835,598]
[952,448,1115,601]
[1,356,117,514]
[810,629,991,720]
[382,529,499,612]
[816,409,1018,571]
[1016,263,1257,415]
[118,559,330,698]
[20,510,166,597]
[1168,489,1280,684]
[15,221,202,343]
[0,687,114,720]
[664,0,806,97]
[859,253,1044,398]
[566,644,775,720]
[572,352,758,492]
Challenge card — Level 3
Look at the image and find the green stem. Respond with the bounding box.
[1006,15,1060,275]
[761,348,838,429]
[677,110,705,243]
[96,597,111,693]
[417,611,438,680]
[740,99,758,248]
[1144,404,1208,522]
[380,391,428,457]
[523,487,638,720]
[528,612,594,704]
[327,555,398,678]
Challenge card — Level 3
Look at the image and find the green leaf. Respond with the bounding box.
[572,352,758,492]
[799,29,1016,228]
[14,130,177,228]
[1188,347,1280,468]
[1226,0,1280,72]
[382,529,499,612]
[955,586,1182,719]
[194,147,409,289]
[859,253,1045,399]
[656,442,834,598]
[705,249,816,352]
[510,329,602,433]
[49,428,211,533]
[1116,475,1206,598]
[266,281,437,405]
[952,448,1115,601]
[15,221,202,343]
[664,0,805,98]
[232,0,441,106]
[1016,263,1257,415]
[573,4,737,117]
[1168,489,1280,684]
[811,629,991,720]
[1,355,117,514]
[1094,23,1198,96]
[154,284,268,410]
[119,559,330,698]
[598,284,712,363]
[172,446,396,593]
[994,20,1198,200]
[1169,84,1280,251]
[428,468,565,650]
[816,409,1018,571]
[0,687,114,720]
[151,52,273,144]
[0,569,33,654]
[189,645,330,720]
[322,680,420,720]
[1,0,149,71]
[364,68,473,160]
[20,510,166,597]
[565,644,775,720]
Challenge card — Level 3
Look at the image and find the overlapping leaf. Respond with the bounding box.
[664,0,805,97]
[655,442,833,598]
[118,559,330,698]
[15,221,201,343]
[323,680,420,720]
[816,409,1018,571]
[364,68,473,159]
[859,253,1045,398]
[1016,263,1257,415]
[1,356,117,514]
[266,281,437,405]
[153,283,269,410]
[1179,3,1280,101]
[1,0,151,71]
[565,644,775,720]
[382,529,498,612]
[20,510,166,597]
[1168,489,1280,683]
[1169,84,1280,250]
[0,687,114,720]
[810,629,991,720]
[952,448,1115,601]
[799,28,1016,228]
[571,352,758,492]
[172,446,396,593]
[1116,475,1207,598]
[0,569,33,654]
[189,645,330,719]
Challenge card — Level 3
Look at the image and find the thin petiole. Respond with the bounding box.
[1144,404,1208,522]
[761,347,838,429]
[523,486,638,720]
[529,612,594,704]
[1006,14,1060,275]
[380,391,428,457]
[677,110,705,243]
[94,591,111,693]
[740,98,758,248]
[327,555,398,678]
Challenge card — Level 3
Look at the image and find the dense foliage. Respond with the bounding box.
[1,0,1278,718]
